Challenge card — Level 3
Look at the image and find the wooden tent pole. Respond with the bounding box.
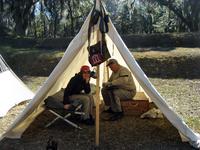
[95,65,100,146]
[95,0,103,146]
[95,1,101,143]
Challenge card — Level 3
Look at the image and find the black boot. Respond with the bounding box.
[108,111,124,121]
[81,115,95,125]
[102,107,114,113]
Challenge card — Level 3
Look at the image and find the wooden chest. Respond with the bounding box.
[121,100,150,116]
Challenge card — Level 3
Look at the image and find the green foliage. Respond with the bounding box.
[0,0,200,37]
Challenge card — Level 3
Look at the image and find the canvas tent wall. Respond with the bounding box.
[0,55,34,117]
[1,1,199,149]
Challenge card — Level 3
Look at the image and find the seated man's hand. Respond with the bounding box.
[85,77,90,83]
[102,82,112,88]
[64,104,71,110]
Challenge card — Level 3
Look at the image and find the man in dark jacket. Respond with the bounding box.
[63,65,94,125]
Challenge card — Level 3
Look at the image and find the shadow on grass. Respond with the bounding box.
[1,45,200,79]
[136,56,200,79]
[0,46,63,77]
[130,47,176,52]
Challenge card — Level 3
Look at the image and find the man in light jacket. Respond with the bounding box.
[101,59,136,121]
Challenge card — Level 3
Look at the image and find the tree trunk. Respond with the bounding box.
[12,0,38,36]
[53,15,58,38]
[33,20,37,38]
[40,1,46,38]
[67,0,74,36]
[0,0,3,12]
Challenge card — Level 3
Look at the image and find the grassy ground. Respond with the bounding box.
[0,46,200,149]
[22,76,200,133]
[0,76,199,150]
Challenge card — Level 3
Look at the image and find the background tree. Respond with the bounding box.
[150,0,200,32]
[9,0,38,36]
[0,0,199,38]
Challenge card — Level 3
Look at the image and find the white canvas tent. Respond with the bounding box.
[1,0,199,148]
[0,55,34,117]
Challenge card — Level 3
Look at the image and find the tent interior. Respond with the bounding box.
[0,0,199,149]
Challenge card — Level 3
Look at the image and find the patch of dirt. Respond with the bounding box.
[0,113,193,150]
